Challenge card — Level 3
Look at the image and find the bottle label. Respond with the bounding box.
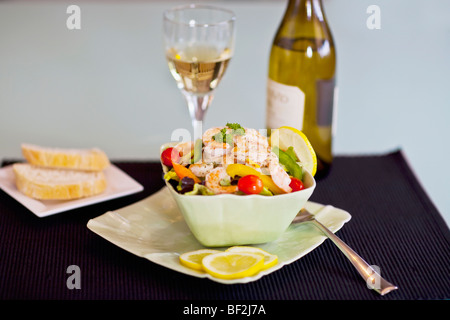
[316,79,336,126]
[266,78,305,130]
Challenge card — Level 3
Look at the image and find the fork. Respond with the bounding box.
[292,208,398,296]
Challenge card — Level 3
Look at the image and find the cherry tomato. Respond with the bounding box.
[161,147,180,167]
[238,175,264,195]
[289,177,304,192]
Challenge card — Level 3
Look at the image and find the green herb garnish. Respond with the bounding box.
[226,122,246,136]
[212,123,246,143]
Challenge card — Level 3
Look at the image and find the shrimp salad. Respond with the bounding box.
[161,123,306,196]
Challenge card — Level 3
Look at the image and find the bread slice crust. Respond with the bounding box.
[21,144,110,172]
[13,163,107,200]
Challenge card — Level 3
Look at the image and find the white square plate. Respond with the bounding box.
[0,164,144,217]
[87,187,351,284]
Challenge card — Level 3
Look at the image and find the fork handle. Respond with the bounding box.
[311,219,398,295]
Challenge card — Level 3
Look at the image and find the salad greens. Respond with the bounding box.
[272,146,303,180]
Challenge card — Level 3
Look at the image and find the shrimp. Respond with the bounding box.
[265,152,292,193]
[244,128,269,147]
[174,141,194,165]
[203,140,232,164]
[269,162,292,193]
[189,162,214,178]
[202,127,234,164]
[233,134,248,163]
[233,129,271,166]
[202,127,224,145]
[247,148,271,166]
[201,126,272,166]
[205,167,238,195]
[247,129,270,165]
[174,141,194,156]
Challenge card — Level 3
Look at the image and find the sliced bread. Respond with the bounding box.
[13,163,107,200]
[21,143,110,171]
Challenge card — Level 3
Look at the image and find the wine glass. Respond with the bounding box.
[163,4,236,141]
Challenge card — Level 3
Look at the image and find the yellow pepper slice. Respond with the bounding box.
[226,164,286,195]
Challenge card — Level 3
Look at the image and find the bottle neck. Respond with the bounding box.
[286,0,325,22]
[274,0,330,41]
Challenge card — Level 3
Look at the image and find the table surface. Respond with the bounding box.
[0,150,449,304]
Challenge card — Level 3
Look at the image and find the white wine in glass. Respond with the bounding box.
[163,4,236,140]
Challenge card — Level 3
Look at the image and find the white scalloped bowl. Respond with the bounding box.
[160,143,316,247]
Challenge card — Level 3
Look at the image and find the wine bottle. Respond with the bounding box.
[266,0,337,178]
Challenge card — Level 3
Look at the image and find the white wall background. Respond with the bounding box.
[0,0,449,227]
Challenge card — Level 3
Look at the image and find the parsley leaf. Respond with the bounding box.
[226,122,244,130]
[212,123,246,144]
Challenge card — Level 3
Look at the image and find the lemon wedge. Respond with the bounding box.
[201,252,264,280]
[179,249,222,271]
[269,126,317,177]
[225,246,278,270]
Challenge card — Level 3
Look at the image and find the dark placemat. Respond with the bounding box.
[0,150,449,301]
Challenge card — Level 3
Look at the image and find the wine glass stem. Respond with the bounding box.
[183,91,214,141]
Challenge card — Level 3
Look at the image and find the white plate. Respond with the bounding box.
[87,187,351,284]
[0,164,143,217]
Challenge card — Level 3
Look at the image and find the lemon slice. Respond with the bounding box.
[201,252,264,280]
[179,249,222,271]
[225,246,278,270]
[269,126,317,176]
